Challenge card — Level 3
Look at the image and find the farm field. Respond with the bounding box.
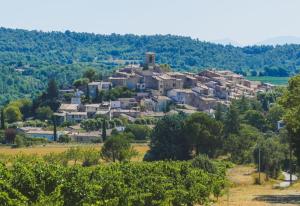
[0,143,149,161]
[216,165,300,206]
[246,76,289,85]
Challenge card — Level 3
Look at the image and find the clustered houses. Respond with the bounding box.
[55,52,272,123]
[24,52,273,142]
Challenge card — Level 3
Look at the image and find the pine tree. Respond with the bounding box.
[102,119,107,142]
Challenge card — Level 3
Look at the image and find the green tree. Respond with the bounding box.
[280,75,300,165]
[15,135,25,148]
[184,112,223,158]
[82,148,100,166]
[83,68,97,82]
[101,119,107,141]
[36,106,53,120]
[18,99,32,119]
[214,103,226,122]
[243,110,267,131]
[224,104,240,135]
[145,114,189,161]
[85,84,91,103]
[101,133,137,162]
[192,154,217,173]
[95,89,103,103]
[73,78,89,88]
[235,96,250,113]
[224,124,261,164]
[58,134,71,143]
[266,104,284,131]
[0,108,5,129]
[47,79,59,99]
[53,116,57,141]
[4,106,22,123]
[45,79,60,111]
[254,137,288,179]
[124,124,151,140]
[64,147,83,165]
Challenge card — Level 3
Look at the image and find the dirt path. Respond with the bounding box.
[215,165,300,206]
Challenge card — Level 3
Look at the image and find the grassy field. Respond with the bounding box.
[216,165,300,206]
[0,143,149,161]
[246,76,289,85]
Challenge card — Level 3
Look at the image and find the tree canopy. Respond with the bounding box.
[0,27,299,105]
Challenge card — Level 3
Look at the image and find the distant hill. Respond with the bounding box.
[211,38,242,47]
[0,27,300,104]
[258,36,300,46]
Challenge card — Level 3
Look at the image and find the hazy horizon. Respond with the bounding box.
[1,0,300,46]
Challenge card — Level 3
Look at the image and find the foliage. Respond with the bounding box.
[124,124,151,140]
[1,27,299,105]
[81,148,101,167]
[266,104,284,131]
[58,134,71,143]
[257,87,285,111]
[214,103,227,122]
[35,106,53,120]
[102,119,107,141]
[80,118,124,132]
[146,113,189,161]
[101,133,137,162]
[14,135,25,148]
[0,158,227,206]
[224,104,240,135]
[1,108,5,129]
[224,124,262,164]
[243,110,267,132]
[184,112,223,158]
[83,68,97,82]
[4,106,22,123]
[246,76,289,85]
[280,74,300,165]
[254,136,289,179]
[192,154,217,173]
[101,87,136,101]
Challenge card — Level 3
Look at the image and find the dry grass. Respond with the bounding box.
[216,165,300,206]
[0,143,149,161]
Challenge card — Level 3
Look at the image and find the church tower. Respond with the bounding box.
[145,52,155,68]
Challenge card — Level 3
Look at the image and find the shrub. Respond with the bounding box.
[58,134,71,143]
[192,154,217,173]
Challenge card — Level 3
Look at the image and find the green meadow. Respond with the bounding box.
[246,76,289,85]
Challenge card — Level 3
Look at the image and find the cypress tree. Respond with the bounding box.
[224,104,240,135]
[53,116,57,141]
[102,119,107,142]
[86,84,90,103]
[47,79,59,99]
[0,108,5,130]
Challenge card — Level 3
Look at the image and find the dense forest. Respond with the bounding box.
[1,27,300,104]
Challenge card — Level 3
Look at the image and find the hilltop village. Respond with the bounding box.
[19,52,274,142]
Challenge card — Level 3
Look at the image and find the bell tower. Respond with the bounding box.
[145,52,155,68]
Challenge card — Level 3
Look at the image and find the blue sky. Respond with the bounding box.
[0,0,299,45]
